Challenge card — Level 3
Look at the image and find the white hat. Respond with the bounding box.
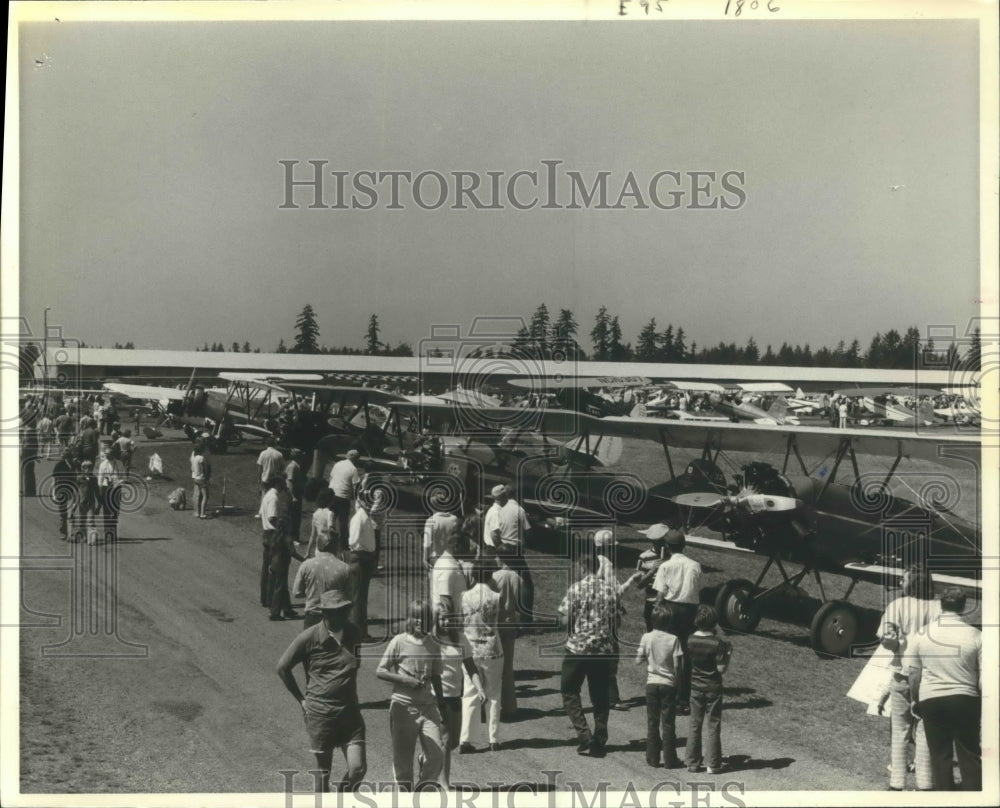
[640,523,671,541]
[490,484,509,498]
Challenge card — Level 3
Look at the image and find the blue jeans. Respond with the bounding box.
[687,687,723,769]
[645,683,678,766]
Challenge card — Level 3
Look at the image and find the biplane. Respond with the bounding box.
[549,412,981,656]
[103,372,324,451]
[832,386,941,427]
[284,381,980,656]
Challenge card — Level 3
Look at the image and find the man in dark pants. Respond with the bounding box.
[652,529,702,711]
[266,477,305,621]
[285,448,307,543]
[52,448,78,540]
[904,587,982,790]
[558,548,624,758]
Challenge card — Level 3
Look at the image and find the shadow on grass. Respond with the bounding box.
[500,735,578,751]
[516,668,557,681]
[724,753,795,772]
[516,686,561,699]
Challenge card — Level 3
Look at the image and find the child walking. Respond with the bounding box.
[376,600,447,790]
[685,605,733,774]
[635,603,685,768]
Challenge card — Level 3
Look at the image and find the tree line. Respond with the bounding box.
[175,301,981,370]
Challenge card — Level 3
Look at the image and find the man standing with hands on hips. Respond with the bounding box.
[653,529,702,711]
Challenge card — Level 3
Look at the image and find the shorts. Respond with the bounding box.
[440,696,462,750]
[303,707,365,754]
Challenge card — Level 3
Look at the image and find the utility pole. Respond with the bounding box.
[42,307,51,384]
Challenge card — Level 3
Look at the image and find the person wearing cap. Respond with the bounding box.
[593,528,645,711]
[637,524,672,631]
[347,488,380,639]
[483,484,534,626]
[292,520,353,632]
[285,448,307,543]
[903,587,981,791]
[328,450,362,551]
[276,589,366,793]
[653,529,702,710]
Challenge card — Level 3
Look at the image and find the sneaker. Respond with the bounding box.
[706,766,727,775]
[576,740,592,756]
[588,743,607,758]
[687,764,705,773]
[610,701,630,711]
[284,610,300,619]
[663,758,683,769]
[458,743,476,755]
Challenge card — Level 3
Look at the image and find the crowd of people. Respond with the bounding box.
[18,393,984,793]
[21,396,137,545]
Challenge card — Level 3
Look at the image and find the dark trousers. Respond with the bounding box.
[260,530,277,606]
[268,544,292,618]
[348,550,377,636]
[687,686,723,769]
[645,683,679,766]
[561,652,613,748]
[920,694,981,790]
[100,485,122,542]
[665,601,697,704]
[288,498,303,543]
[331,496,351,553]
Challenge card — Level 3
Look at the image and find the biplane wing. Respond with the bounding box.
[104,382,188,401]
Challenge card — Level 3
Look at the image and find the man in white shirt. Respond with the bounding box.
[653,529,702,709]
[256,437,285,488]
[329,450,362,551]
[346,491,378,639]
[904,587,982,791]
[430,533,468,625]
[484,484,534,627]
[423,509,460,569]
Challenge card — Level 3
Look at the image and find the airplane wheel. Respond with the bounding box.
[809,600,858,657]
[715,578,761,634]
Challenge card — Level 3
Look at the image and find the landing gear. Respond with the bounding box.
[714,557,864,657]
[809,600,859,657]
[715,578,761,634]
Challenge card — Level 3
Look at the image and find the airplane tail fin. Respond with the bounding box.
[767,396,789,421]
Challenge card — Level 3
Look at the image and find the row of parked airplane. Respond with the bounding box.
[76,366,983,659]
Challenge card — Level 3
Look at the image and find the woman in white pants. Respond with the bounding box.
[459,558,504,752]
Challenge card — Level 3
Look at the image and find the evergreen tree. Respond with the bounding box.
[292,304,321,354]
[635,318,658,361]
[673,328,687,361]
[553,308,580,357]
[658,325,674,362]
[529,303,551,357]
[744,337,760,364]
[231,342,240,352]
[591,306,612,360]
[242,340,251,353]
[761,344,775,365]
[276,338,288,354]
[365,314,382,355]
[608,316,630,361]
[966,327,981,370]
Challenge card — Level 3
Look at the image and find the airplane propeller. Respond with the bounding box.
[670,492,803,513]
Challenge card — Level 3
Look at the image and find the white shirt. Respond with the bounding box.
[328,459,361,499]
[348,507,377,553]
[652,552,702,604]
[483,499,529,548]
[307,507,335,556]
[877,595,942,673]
[260,488,281,530]
[431,551,468,618]
[256,446,284,483]
[423,512,459,554]
[904,616,981,701]
[97,458,125,487]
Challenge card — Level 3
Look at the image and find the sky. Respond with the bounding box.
[17,15,982,356]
